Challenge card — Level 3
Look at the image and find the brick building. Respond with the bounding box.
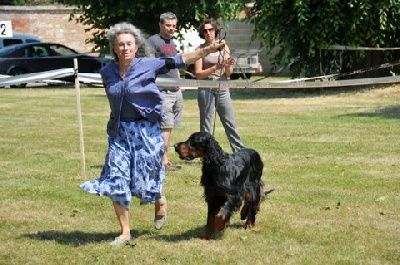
[0,5,275,73]
[0,5,96,54]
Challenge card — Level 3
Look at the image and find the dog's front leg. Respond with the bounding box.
[203,216,215,240]
[202,200,220,239]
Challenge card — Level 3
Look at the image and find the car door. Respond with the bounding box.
[5,45,48,74]
[26,44,56,73]
[46,43,77,70]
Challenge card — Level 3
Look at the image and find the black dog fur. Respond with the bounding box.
[174,132,266,239]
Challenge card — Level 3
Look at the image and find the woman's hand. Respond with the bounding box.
[181,42,226,65]
[207,42,225,53]
[224,57,235,66]
[215,57,235,70]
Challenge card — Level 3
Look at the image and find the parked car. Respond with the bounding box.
[229,49,263,80]
[182,48,263,80]
[0,33,42,49]
[0,42,109,87]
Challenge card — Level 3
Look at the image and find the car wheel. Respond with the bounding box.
[241,73,252,79]
[9,68,27,88]
[90,64,102,73]
[230,73,240,80]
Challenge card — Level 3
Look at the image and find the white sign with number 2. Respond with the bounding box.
[0,21,13,38]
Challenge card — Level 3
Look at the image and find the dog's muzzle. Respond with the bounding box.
[174,142,196,161]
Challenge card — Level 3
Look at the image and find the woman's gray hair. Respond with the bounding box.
[107,22,154,62]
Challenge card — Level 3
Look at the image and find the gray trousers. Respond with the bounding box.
[197,87,244,152]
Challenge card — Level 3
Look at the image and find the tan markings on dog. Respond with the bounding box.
[176,144,204,159]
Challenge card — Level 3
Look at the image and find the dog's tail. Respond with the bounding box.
[264,188,275,197]
[255,181,274,212]
[260,184,274,202]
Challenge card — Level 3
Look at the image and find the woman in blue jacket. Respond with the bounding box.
[80,22,225,246]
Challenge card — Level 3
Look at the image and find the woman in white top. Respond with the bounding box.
[194,19,244,152]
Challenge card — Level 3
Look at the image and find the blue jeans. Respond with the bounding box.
[197,87,244,152]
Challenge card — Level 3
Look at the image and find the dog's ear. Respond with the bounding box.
[193,132,212,144]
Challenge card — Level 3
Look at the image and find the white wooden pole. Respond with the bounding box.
[74,58,86,180]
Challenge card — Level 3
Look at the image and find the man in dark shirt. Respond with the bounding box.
[148,12,183,171]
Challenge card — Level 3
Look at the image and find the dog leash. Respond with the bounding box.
[211,28,252,137]
[211,28,227,137]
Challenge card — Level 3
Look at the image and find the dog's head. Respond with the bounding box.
[174,132,212,161]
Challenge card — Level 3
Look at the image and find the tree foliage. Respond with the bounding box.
[62,0,247,55]
[0,0,57,4]
[247,0,400,77]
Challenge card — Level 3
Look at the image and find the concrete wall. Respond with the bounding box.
[0,5,96,54]
[223,20,271,73]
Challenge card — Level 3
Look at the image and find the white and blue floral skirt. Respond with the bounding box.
[80,120,165,209]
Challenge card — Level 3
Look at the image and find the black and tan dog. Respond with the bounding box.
[174,132,267,239]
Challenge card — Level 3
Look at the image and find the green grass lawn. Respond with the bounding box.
[0,84,399,264]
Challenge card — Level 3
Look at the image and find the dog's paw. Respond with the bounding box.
[215,213,228,231]
[244,219,255,230]
[200,234,211,240]
[202,225,215,240]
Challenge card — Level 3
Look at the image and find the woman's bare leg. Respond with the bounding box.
[112,201,131,239]
[154,196,167,230]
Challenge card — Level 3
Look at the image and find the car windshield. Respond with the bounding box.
[48,44,77,56]
[27,44,78,57]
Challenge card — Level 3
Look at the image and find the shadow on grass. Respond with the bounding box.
[21,230,117,247]
[89,165,104,169]
[338,105,400,119]
[150,226,218,242]
[151,221,253,242]
[21,226,217,246]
